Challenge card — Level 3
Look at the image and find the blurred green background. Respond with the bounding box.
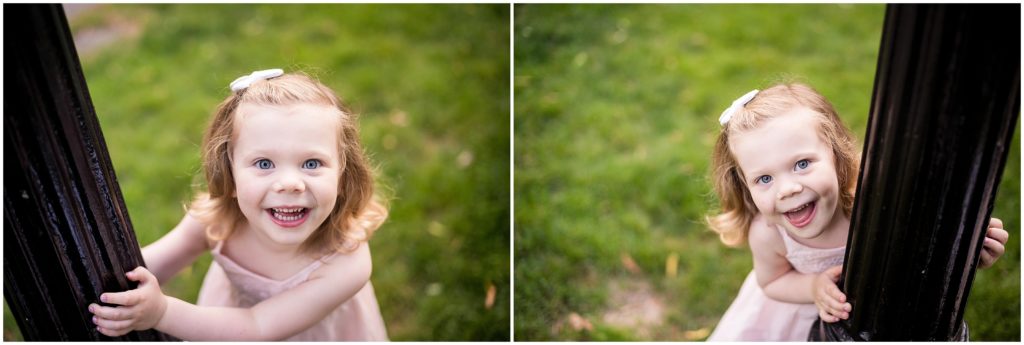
[514,4,1019,341]
[4,4,509,341]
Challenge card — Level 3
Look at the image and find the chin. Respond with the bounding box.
[796,222,829,239]
[271,232,314,247]
[794,229,823,240]
[260,222,315,243]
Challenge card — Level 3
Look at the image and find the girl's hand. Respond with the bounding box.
[813,265,851,323]
[87,266,168,337]
[979,217,1009,269]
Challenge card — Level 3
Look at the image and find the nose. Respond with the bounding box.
[776,179,803,200]
[272,169,306,193]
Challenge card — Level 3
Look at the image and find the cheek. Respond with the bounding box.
[311,175,341,206]
[813,170,841,197]
[231,173,263,205]
[748,190,774,214]
[234,186,260,209]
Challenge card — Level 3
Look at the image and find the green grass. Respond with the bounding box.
[514,4,1019,341]
[5,4,509,341]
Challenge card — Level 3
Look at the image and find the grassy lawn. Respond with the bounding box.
[514,4,1020,341]
[5,4,509,341]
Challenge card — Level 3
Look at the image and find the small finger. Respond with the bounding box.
[989,217,1003,229]
[826,297,844,312]
[819,310,831,322]
[986,227,1009,245]
[93,316,133,332]
[830,287,847,302]
[823,298,847,315]
[101,290,140,306]
[90,304,131,321]
[984,238,1005,256]
[983,237,998,249]
[126,267,153,284]
[96,325,128,337]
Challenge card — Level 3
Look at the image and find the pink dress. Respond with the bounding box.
[707,228,845,341]
[196,242,389,341]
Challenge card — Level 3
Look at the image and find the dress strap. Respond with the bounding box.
[211,240,339,284]
[774,226,846,274]
[775,226,800,254]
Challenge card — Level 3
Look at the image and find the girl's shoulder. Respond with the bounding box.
[184,207,226,250]
[746,214,786,255]
[308,241,374,286]
[179,212,216,250]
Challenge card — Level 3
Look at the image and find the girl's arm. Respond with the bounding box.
[749,217,1007,324]
[748,218,850,322]
[748,218,812,303]
[141,213,210,283]
[90,242,374,340]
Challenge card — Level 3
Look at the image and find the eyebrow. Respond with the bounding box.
[236,147,335,161]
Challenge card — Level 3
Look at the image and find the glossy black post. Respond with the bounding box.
[809,4,1020,341]
[3,4,171,341]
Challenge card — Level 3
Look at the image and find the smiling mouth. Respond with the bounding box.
[267,207,309,227]
[784,201,816,228]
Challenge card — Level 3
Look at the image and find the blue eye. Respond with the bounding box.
[255,159,274,169]
[303,159,321,169]
[757,175,773,184]
[795,159,810,170]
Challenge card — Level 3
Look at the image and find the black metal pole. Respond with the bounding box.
[3,4,172,341]
[810,4,1020,341]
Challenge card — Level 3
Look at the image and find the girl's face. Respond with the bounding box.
[230,103,341,251]
[729,107,845,242]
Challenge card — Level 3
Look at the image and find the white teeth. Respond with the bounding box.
[275,213,301,221]
[787,203,810,213]
[270,207,306,222]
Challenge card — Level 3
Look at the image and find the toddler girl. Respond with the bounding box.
[87,69,390,340]
[704,83,1008,341]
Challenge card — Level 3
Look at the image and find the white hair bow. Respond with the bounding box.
[718,89,759,126]
[230,69,284,92]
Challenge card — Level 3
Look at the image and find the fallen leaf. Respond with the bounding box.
[426,282,442,296]
[484,283,496,309]
[389,110,408,127]
[427,221,447,237]
[568,312,593,332]
[621,252,641,274]
[684,327,710,340]
[457,150,474,168]
[666,252,679,278]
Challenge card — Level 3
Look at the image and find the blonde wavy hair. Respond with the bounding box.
[707,83,860,247]
[190,72,387,256]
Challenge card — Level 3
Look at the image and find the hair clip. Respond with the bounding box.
[718,89,759,126]
[230,69,284,92]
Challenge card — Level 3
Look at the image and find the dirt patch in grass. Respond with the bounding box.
[65,4,149,57]
[601,278,665,339]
